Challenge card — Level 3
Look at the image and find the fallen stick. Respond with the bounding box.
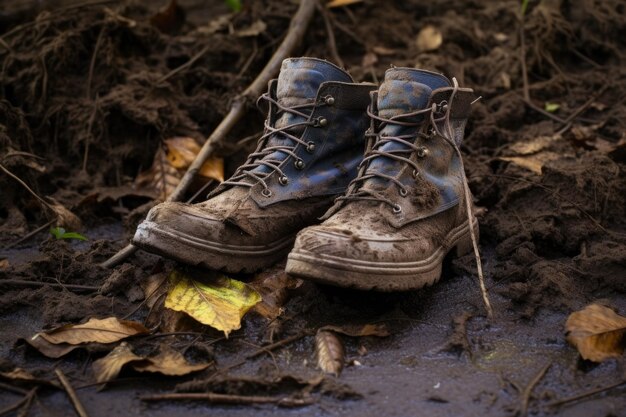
[0,279,99,292]
[140,392,314,407]
[518,361,551,417]
[547,380,626,408]
[101,0,317,269]
[55,369,90,417]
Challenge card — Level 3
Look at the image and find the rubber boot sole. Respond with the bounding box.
[285,220,479,291]
[133,220,295,273]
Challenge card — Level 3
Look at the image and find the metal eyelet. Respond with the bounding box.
[313,117,328,128]
[294,159,305,170]
[399,188,408,197]
[325,95,335,105]
[392,204,402,214]
[435,100,448,116]
[278,175,289,185]
[417,147,428,158]
[412,169,419,178]
[306,142,316,153]
[261,188,272,197]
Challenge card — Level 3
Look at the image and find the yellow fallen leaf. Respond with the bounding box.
[165,270,261,336]
[327,0,363,8]
[566,304,626,362]
[416,25,442,52]
[34,317,149,345]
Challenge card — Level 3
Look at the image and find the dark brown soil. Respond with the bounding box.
[1,0,625,416]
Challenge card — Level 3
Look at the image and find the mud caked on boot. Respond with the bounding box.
[133,58,376,272]
[286,67,481,291]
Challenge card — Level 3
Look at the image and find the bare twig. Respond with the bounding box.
[0,382,28,396]
[0,279,99,292]
[318,4,344,68]
[519,23,530,101]
[518,362,551,417]
[547,380,625,408]
[0,388,37,417]
[140,392,314,407]
[86,25,105,99]
[55,369,90,417]
[1,220,54,251]
[0,163,53,211]
[101,0,318,268]
[157,45,210,84]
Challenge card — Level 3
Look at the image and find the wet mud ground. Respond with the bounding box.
[1,0,626,416]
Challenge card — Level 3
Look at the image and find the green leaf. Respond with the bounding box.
[544,102,560,113]
[50,227,65,239]
[520,0,529,16]
[225,0,241,12]
[49,227,87,241]
[60,232,88,241]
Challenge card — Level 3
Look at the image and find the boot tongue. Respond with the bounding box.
[252,58,352,176]
[364,68,450,187]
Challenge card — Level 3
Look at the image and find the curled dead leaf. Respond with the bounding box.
[0,368,60,388]
[416,25,442,52]
[92,343,210,383]
[32,317,149,346]
[25,336,80,359]
[315,330,345,376]
[499,135,566,175]
[46,198,82,231]
[319,323,390,338]
[566,303,626,362]
[165,270,261,336]
[249,265,303,320]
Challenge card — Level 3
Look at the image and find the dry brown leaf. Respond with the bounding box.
[416,25,442,52]
[0,368,59,388]
[315,330,345,376]
[249,265,303,319]
[499,153,561,175]
[25,336,80,358]
[136,137,224,200]
[372,46,395,56]
[46,198,82,231]
[566,303,626,362]
[133,344,210,375]
[150,0,185,33]
[0,259,8,270]
[92,342,144,383]
[92,343,210,383]
[327,0,363,8]
[235,20,267,37]
[320,323,390,338]
[34,317,149,346]
[499,135,565,174]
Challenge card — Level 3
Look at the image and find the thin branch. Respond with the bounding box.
[101,0,318,268]
[86,25,105,99]
[140,392,314,407]
[0,279,99,292]
[0,163,52,211]
[55,369,90,417]
[0,388,37,417]
[519,362,551,417]
[318,3,344,68]
[547,380,625,408]
[157,45,210,84]
[1,220,53,251]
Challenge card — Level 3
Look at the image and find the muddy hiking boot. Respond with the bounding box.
[133,57,376,272]
[286,67,481,291]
